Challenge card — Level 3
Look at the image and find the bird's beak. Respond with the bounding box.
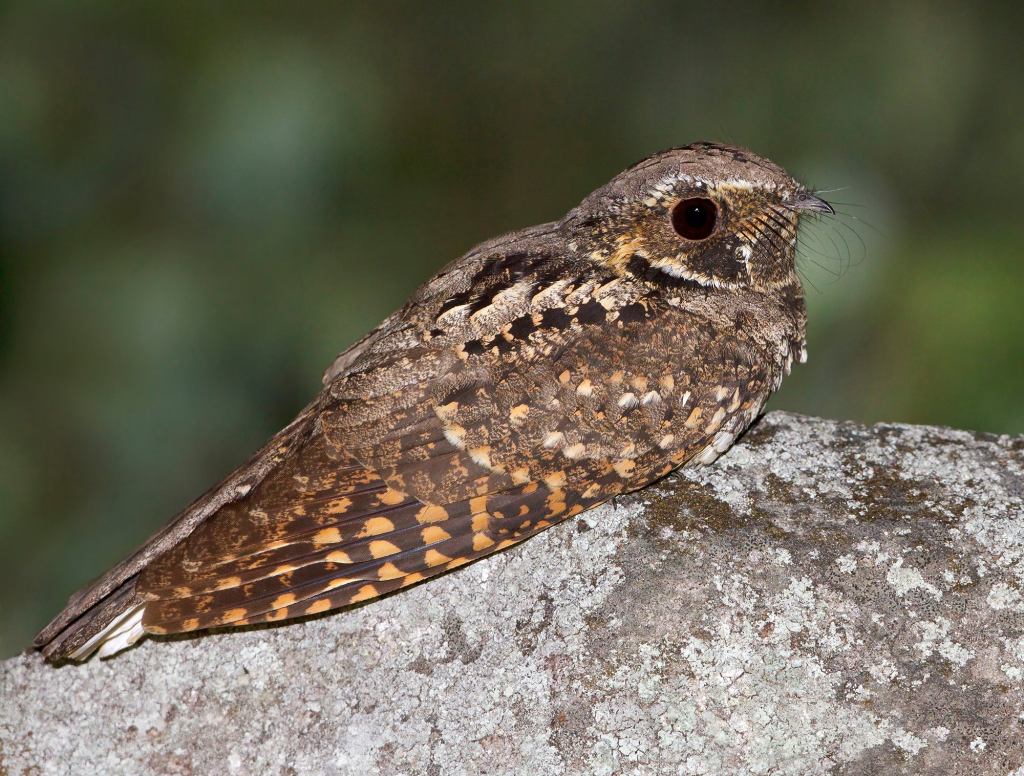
[784,191,835,215]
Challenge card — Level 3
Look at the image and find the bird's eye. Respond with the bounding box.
[671,198,718,240]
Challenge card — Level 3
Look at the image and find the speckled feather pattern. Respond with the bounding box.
[35,142,821,660]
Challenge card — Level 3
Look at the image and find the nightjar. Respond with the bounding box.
[36,142,832,662]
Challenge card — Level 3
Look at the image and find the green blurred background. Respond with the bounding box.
[1,3,1022,657]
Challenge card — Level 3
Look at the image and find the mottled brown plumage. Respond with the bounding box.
[35,142,832,661]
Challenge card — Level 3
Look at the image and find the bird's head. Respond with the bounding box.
[564,142,832,292]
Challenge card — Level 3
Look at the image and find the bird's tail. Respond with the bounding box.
[34,579,147,662]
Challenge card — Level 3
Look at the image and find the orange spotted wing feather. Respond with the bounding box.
[138,433,598,634]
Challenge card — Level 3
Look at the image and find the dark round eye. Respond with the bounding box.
[671,198,718,240]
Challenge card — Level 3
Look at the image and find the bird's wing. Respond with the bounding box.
[133,290,768,638]
[132,349,598,635]
[135,424,596,635]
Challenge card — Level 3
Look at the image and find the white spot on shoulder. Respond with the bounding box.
[617,392,639,410]
[562,443,586,459]
[437,303,471,324]
[640,390,661,406]
[529,279,572,309]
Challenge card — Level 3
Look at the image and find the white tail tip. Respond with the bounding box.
[70,604,147,661]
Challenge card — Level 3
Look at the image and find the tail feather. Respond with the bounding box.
[36,580,146,662]
[34,399,322,662]
[73,602,147,661]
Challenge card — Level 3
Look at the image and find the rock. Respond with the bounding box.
[2,412,1024,775]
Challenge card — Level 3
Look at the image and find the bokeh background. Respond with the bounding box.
[1,3,1022,657]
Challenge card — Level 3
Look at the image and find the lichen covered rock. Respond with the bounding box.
[2,412,1023,775]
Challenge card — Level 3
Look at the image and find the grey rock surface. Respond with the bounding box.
[3,412,1024,775]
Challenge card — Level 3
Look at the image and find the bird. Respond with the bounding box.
[35,142,832,662]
